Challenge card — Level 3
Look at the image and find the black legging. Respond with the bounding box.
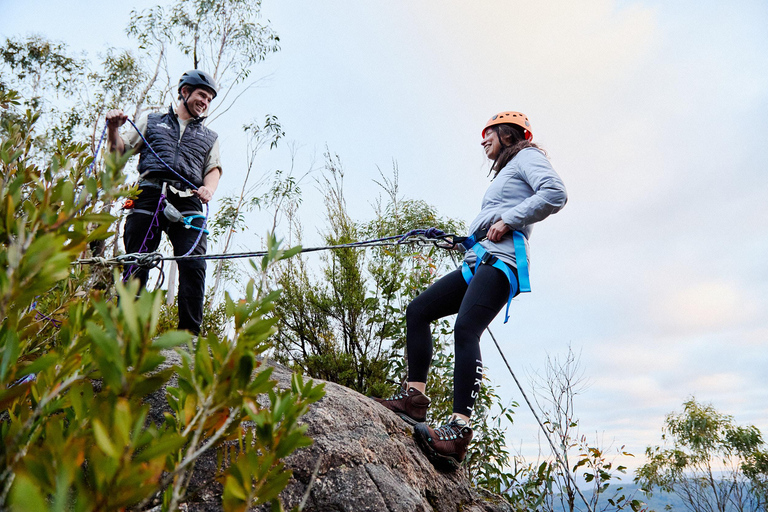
[406,264,512,417]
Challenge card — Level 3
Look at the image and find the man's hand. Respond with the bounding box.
[106,109,128,129]
[195,168,221,205]
[106,109,128,154]
[194,186,214,204]
[487,219,510,242]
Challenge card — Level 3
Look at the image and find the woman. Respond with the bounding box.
[374,111,567,469]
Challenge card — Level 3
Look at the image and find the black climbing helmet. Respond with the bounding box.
[178,69,218,99]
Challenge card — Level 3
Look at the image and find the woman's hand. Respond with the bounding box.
[487,219,510,242]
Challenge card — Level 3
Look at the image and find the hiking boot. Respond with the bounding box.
[414,416,473,471]
[372,385,430,425]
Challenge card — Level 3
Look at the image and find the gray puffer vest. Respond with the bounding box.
[137,106,218,188]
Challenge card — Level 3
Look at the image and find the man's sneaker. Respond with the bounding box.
[372,385,430,425]
[414,415,473,471]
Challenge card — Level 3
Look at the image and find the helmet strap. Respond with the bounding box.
[180,88,200,120]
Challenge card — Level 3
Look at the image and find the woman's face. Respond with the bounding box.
[481,128,502,160]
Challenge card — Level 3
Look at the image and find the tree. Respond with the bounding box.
[208,115,286,301]
[127,0,280,123]
[0,88,324,511]
[530,347,644,512]
[636,398,768,512]
[271,152,464,397]
[2,0,281,165]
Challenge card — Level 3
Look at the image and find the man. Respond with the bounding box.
[106,69,222,335]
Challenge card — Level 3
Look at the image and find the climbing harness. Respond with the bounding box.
[161,194,184,223]
[453,228,531,323]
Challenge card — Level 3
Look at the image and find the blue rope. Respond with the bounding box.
[86,124,108,177]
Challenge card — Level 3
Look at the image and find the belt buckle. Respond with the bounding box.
[481,252,496,265]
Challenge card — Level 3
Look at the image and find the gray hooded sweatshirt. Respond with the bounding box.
[464,147,567,270]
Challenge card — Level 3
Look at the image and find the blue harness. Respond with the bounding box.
[459,229,531,323]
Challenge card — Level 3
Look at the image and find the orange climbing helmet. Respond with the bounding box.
[482,111,533,141]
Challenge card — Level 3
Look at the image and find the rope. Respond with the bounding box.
[86,124,108,177]
[74,234,443,267]
[29,299,62,329]
[485,326,593,512]
[123,192,166,281]
[126,118,198,191]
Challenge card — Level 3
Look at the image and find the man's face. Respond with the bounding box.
[183,86,215,117]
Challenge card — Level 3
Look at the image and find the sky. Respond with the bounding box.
[2,0,767,475]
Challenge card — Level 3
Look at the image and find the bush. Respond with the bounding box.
[0,89,324,511]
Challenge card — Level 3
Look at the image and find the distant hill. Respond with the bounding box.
[551,483,687,511]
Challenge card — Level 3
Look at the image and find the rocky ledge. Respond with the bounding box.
[252,362,512,512]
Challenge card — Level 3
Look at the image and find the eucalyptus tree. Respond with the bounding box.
[637,398,768,512]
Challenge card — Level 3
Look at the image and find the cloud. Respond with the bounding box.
[652,279,762,334]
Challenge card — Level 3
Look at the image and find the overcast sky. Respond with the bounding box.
[2,0,767,473]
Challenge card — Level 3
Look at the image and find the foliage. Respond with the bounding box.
[0,35,85,102]
[271,153,463,397]
[157,294,229,340]
[0,89,324,511]
[128,0,280,123]
[0,34,146,149]
[636,398,768,512]
[208,115,287,300]
[531,347,645,512]
[2,0,280,163]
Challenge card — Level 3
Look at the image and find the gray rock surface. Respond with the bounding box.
[147,355,512,512]
[254,362,512,512]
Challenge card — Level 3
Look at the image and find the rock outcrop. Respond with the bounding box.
[149,356,512,512]
[252,362,512,512]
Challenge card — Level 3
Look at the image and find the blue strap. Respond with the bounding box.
[460,230,531,323]
[461,260,474,284]
[512,231,531,292]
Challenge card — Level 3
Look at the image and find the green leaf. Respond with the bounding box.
[0,381,32,410]
[17,353,57,377]
[92,419,119,458]
[138,352,167,374]
[10,474,48,512]
[0,328,21,382]
[224,473,249,501]
[134,433,187,463]
[280,245,302,260]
